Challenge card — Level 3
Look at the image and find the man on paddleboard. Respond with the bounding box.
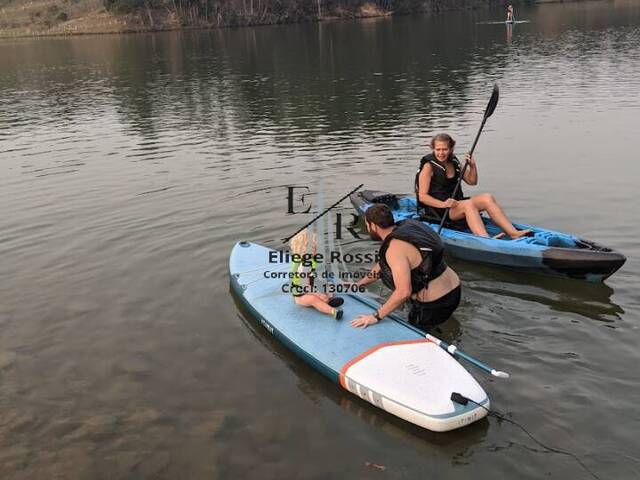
[507,4,514,22]
[350,204,461,331]
[416,133,531,239]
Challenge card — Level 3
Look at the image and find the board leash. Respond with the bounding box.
[451,393,601,480]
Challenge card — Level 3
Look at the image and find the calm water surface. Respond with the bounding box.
[1,1,640,478]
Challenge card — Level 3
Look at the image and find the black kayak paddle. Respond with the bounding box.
[437,83,500,234]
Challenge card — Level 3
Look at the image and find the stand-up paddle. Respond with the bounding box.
[348,292,510,378]
[437,84,499,234]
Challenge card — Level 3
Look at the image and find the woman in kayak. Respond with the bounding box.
[350,204,460,331]
[289,229,344,320]
[415,133,531,239]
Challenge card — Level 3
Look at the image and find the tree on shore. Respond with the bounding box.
[102,0,424,28]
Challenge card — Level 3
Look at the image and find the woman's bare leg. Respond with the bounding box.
[471,193,531,239]
[449,200,490,237]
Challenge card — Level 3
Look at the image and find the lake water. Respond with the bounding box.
[1,1,640,478]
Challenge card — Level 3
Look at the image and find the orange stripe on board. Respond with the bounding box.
[339,339,431,389]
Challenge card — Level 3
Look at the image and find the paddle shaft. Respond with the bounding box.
[425,334,509,378]
[436,115,488,234]
[348,293,509,378]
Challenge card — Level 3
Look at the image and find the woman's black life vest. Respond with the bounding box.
[414,153,464,219]
[378,219,447,293]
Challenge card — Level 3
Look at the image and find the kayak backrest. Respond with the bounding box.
[368,192,400,210]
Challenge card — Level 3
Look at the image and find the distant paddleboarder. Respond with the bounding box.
[506,4,514,22]
[288,229,344,320]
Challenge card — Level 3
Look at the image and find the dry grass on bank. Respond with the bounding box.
[0,0,176,37]
[357,3,391,17]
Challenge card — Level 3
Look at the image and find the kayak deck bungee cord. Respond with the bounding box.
[350,190,626,282]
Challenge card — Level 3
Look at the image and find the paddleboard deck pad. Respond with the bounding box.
[350,190,625,282]
[229,241,489,432]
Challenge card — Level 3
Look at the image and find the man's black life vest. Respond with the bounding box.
[378,220,447,293]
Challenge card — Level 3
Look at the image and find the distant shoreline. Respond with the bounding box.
[0,0,588,40]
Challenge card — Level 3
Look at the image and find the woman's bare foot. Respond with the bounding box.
[510,229,533,239]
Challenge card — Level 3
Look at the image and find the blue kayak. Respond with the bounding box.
[350,190,625,282]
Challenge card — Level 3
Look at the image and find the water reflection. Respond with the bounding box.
[1,19,514,145]
[457,261,625,323]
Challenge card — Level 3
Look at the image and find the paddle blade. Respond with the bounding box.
[484,83,500,118]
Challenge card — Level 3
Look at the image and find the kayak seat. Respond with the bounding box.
[418,206,469,232]
[361,191,468,231]
[367,192,400,210]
